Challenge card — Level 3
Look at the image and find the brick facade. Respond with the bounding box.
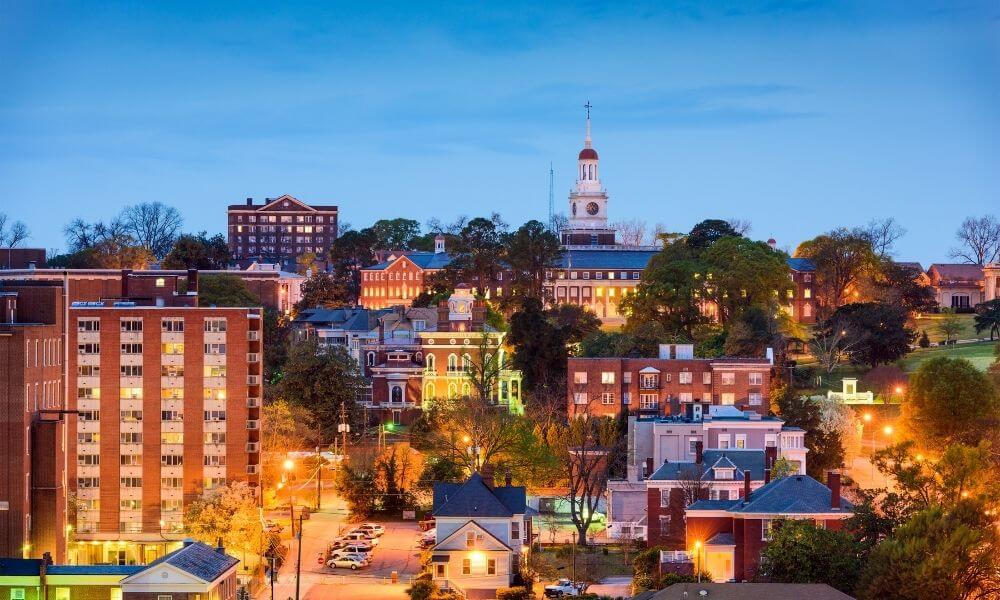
[227,195,337,270]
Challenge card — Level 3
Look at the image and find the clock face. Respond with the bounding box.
[586,202,600,216]
[453,301,469,313]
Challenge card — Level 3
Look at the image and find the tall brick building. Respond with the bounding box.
[0,283,67,561]
[227,195,338,270]
[566,344,773,418]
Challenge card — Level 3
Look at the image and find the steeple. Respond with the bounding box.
[563,101,613,247]
[584,100,593,149]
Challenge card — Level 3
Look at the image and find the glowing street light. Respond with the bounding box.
[883,425,894,436]
[283,458,295,472]
[863,413,872,423]
[693,541,702,583]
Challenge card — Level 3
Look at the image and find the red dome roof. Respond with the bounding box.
[579,148,599,160]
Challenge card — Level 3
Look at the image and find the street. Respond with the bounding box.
[261,497,422,600]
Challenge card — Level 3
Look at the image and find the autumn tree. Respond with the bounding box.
[794,229,879,314]
[184,482,265,559]
[261,400,318,488]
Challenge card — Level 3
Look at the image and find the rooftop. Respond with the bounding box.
[652,583,855,600]
[432,472,527,518]
[688,474,853,514]
[142,540,239,582]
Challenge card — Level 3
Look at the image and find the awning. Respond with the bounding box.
[431,555,450,563]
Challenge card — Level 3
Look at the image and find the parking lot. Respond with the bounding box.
[322,520,424,579]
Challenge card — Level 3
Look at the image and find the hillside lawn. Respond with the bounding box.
[897,340,997,373]
[911,313,983,343]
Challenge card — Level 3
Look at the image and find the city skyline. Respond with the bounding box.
[2,1,999,266]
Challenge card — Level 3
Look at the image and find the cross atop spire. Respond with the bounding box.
[584,100,593,148]
[584,100,592,119]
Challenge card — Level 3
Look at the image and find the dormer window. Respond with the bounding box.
[714,468,735,480]
[413,320,426,331]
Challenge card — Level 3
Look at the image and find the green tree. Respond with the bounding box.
[578,328,662,358]
[794,229,879,315]
[973,299,1000,340]
[774,391,845,480]
[936,309,965,343]
[856,502,1000,600]
[448,215,507,291]
[901,357,1000,451]
[757,520,862,593]
[368,218,422,250]
[503,220,562,302]
[198,274,259,307]
[279,338,366,440]
[868,260,937,315]
[620,240,707,339]
[507,297,569,394]
[162,232,229,269]
[702,235,791,326]
[293,271,348,313]
[327,228,377,304]
[260,399,318,488]
[722,305,780,357]
[686,218,740,250]
[545,304,602,346]
[822,302,915,368]
[184,482,265,559]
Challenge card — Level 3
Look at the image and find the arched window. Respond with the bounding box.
[366,351,376,367]
[425,354,435,370]
[447,354,457,372]
[391,385,403,403]
[448,383,458,399]
[511,380,520,401]
[424,382,435,401]
[803,303,812,318]
[462,353,472,372]
[461,382,472,398]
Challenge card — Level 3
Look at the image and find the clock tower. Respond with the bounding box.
[562,103,616,246]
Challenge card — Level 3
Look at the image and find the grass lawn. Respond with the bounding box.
[911,313,981,343]
[896,340,998,373]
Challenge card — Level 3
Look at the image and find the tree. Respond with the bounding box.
[294,271,348,313]
[544,414,623,545]
[504,220,562,302]
[261,400,317,488]
[198,274,259,307]
[808,318,855,375]
[857,217,906,257]
[936,309,965,343]
[279,339,366,440]
[620,241,708,340]
[856,502,1000,600]
[869,260,936,315]
[770,456,797,480]
[60,216,154,268]
[578,328,662,358]
[120,201,183,259]
[901,357,1000,451]
[447,215,508,291]
[0,213,30,248]
[774,390,844,480]
[611,218,647,247]
[328,228,377,304]
[184,481,265,560]
[545,304,602,346]
[162,232,230,269]
[973,300,1000,340]
[949,214,1000,266]
[676,463,708,506]
[757,520,862,593]
[702,236,791,326]
[507,297,569,395]
[722,306,780,357]
[686,219,740,250]
[368,218,422,250]
[794,229,879,313]
[822,303,914,369]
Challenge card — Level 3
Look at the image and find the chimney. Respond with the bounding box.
[481,465,495,489]
[187,269,199,293]
[828,472,841,509]
[764,468,771,485]
[216,537,226,555]
[765,446,777,470]
[695,441,704,465]
[182,537,195,547]
[504,471,512,487]
[246,197,253,206]
[743,470,752,501]
[121,269,132,298]
[435,234,446,254]
[645,457,654,479]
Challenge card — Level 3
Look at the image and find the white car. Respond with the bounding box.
[353,523,385,536]
[339,531,379,546]
[328,556,367,570]
[544,579,586,597]
[328,551,370,563]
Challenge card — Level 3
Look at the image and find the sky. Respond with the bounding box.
[1,1,998,266]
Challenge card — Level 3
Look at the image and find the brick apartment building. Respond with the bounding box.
[0,270,262,565]
[566,344,773,418]
[0,248,46,270]
[361,286,522,425]
[227,195,338,270]
[0,268,304,314]
[784,256,817,324]
[0,283,67,561]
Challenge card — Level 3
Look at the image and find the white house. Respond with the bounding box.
[431,472,532,599]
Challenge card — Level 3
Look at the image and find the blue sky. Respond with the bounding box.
[1,1,998,265]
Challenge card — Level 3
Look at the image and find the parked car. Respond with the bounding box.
[544,579,587,597]
[330,544,373,557]
[329,540,374,553]
[327,556,367,570]
[328,550,371,563]
[417,528,436,548]
[338,531,379,546]
[353,523,385,536]
[265,521,284,534]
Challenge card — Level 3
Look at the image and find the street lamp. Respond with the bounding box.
[883,425,893,437]
[693,541,702,583]
[283,459,296,536]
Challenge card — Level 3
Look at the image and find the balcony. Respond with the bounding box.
[247,375,261,386]
[246,420,260,430]
[248,330,260,342]
[247,353,261,364]
[247,396,261,408]
[246,442,260,453]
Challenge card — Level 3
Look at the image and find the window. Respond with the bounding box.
[78,477,100,488]
[161,365,184,377]
[161,432,184,444]
[735,434,747,449]
[639,393,658,410]
[721,393,735,405]
[720,372,736,385]
[77,318,100,332]
[622,392,631,404]
[718,434,731,449]
[573,372,588,384]
[466,531,475,549]
[161,477,183,488]
[601,372,615,385]
[511,520,520,541]
[78,454,100,466]
[703,372,712,385]
[77,387,99,399]
[77,365,100,377]
[120,499,142,511]
[573,392,588,405]
[11,590,25,600]
[765,434,777,448]
[804,288,812,299]
[120,343,143,354]
[161,455,183,466]
[78,410,100,422]
[120,432,142,444]
[162,343,184,355]
[204,410,226,421]
[120,318,143,332]
[161,319,184,332]
[161,388,183,399]
[205,432,227,444]
[54,589,69,600]
[749,393,762,406]
[688,437,700,454]
[679,371,692,384]
[120,410,142,422]
[487,558,497,575]
[120,365,142,377]
[204,455,227,467]
[205,319,227,332]
[462,559,471,575]
[120,477,142,488]
[204,343,227,355]
[77,343,100,354]
[78,432,99,444]
[161,499,183,512]
[639,373,658,389]
[204,365,227,377]
[601,392,614,404]
[204,388,226,400]
[120,387,142,399]
[762,519,774,541]
[157,595,173,600]
[749,372,763,385]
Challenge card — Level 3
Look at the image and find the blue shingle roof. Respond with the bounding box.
[432,472,527,517]
[367,252,454,271]
[649,450,766,482]
[706,532,736,546]
[687,499,740,511]
[730,475,853,514]
[786,257,816,272]
[558,249,658,270]
[144,541,239,582]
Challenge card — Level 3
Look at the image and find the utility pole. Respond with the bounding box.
[268,556,276,600]
[294,514,304,600]
[315,446,322,511]
[337,402,350,458]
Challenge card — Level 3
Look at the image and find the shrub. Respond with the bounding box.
[406,580,437,600]
[496,587,531,600]
[918,330,930,348]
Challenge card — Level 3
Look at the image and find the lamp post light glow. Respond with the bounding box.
[883,425,893,436]
[693,541,702,583]
[283,458,295,472]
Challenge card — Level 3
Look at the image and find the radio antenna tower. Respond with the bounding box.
[547,162,555,231]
